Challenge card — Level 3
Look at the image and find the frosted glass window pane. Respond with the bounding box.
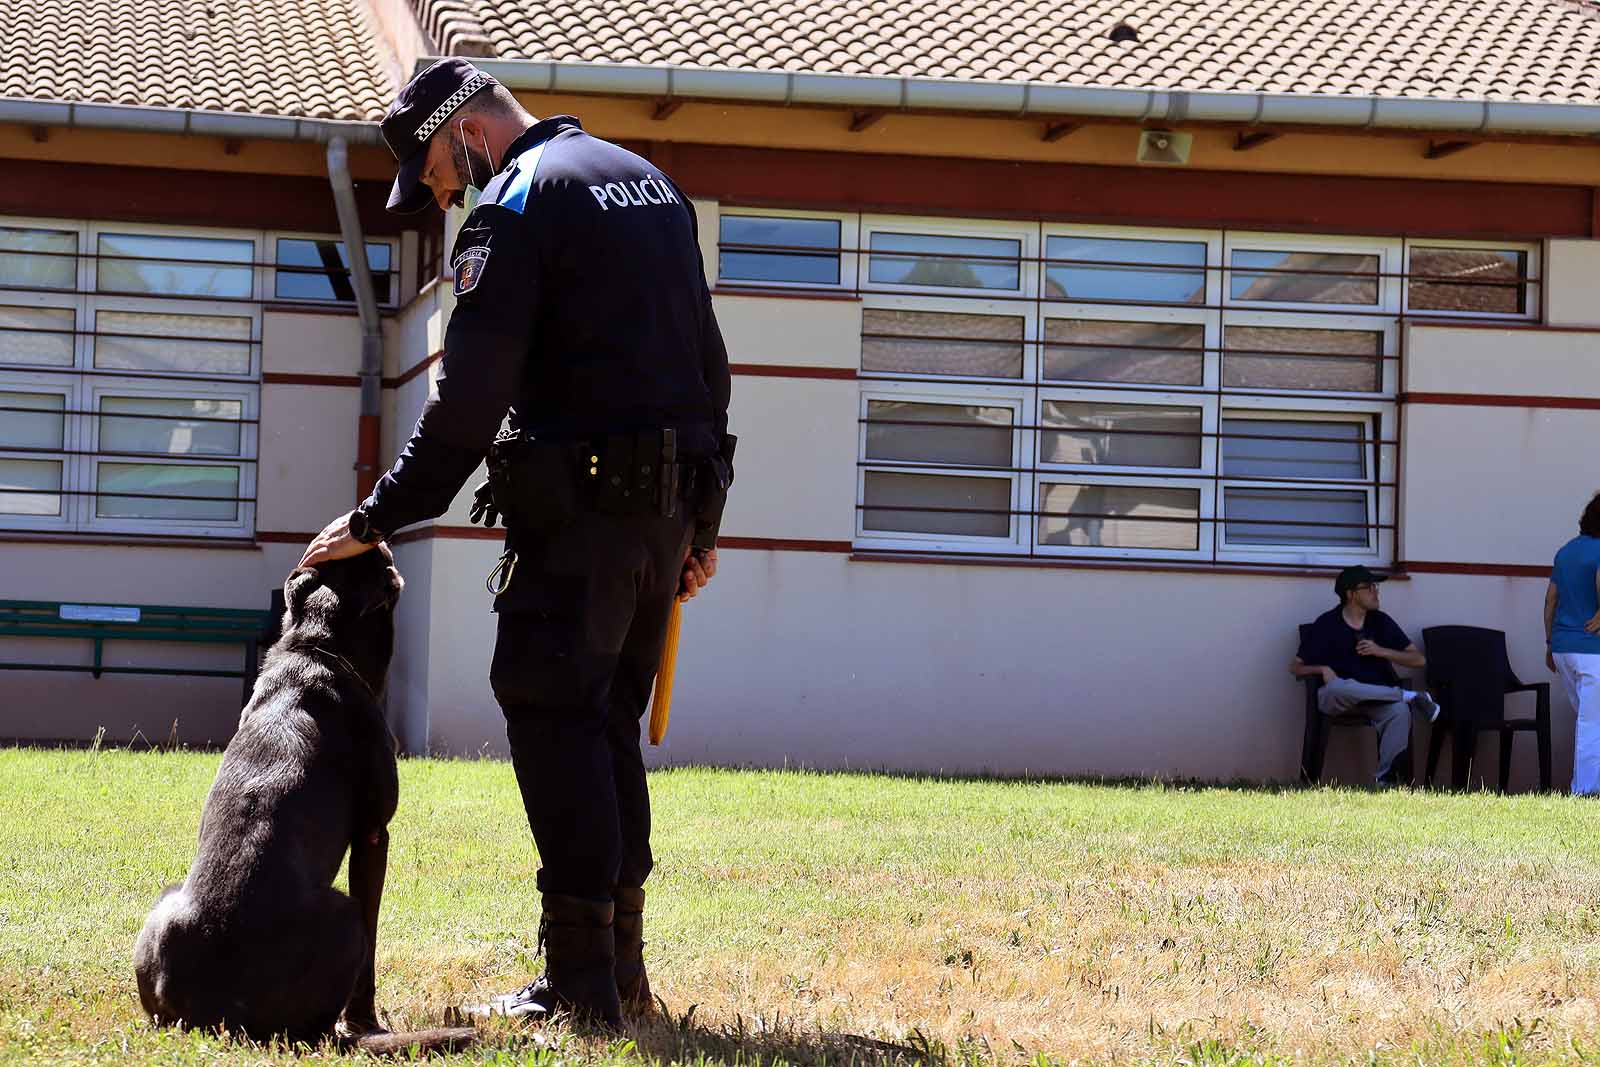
[0,458,62,515]
[94,310,253,375]
[1040,401,1202,468]
[1223,325,1382,392]
[1224,487,1369,547]
[865,400,1012,466]
[1221,419,1365,480]
[0,391,65,449]
[0,227,76,289]
[0,306,75,366]
[1044,236,1207,303]
[100,396,243,456]
[97,234,253,297]
[719,217,841,285]
[1038,483,1199,550]
[1409,247,1527,314]
[869,233,1020,290]
[862,309,1024,378]
[275,239,394,303]
[1230,250,1379,305]
[1043,319,1204,385]
[96,462,239,520]
[862,471,1010,537]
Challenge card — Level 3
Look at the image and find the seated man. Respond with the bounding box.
[1291,566,1441,787]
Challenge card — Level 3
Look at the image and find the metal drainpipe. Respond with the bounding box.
[324,136,385,503]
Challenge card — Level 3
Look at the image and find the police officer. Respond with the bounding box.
[299,59,732,1027]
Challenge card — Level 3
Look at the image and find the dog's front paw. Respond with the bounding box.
[335,1014,387,1041]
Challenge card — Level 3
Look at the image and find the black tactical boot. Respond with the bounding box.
[468,894,622,1028]
[613,886,653,1016]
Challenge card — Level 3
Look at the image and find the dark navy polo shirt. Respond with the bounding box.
[1298,607,1411,686]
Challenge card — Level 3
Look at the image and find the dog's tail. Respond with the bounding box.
[348,1027,477,1056]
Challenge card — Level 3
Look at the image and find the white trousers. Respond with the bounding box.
[1555,652,1600,796]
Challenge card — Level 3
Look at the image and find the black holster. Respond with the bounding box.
[485,430,581,538]
[690,433,737,551]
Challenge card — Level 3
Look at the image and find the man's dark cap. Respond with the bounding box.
[381,58,498,214]
[1334,565,1386,597]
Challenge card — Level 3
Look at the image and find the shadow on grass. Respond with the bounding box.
[631,1004,948,1067]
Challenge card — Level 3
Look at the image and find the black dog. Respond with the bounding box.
[134,546,468,1051]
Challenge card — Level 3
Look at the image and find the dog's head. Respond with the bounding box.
[282,543,404,646]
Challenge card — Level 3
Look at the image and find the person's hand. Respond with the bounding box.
[1585,611,1600,634]
[1355,639,1388,659]
[1320,666,1337,686]
[676,547,717,602]
[1548,649,1558,674]
[298,511,375,569]
[468,480,499,528]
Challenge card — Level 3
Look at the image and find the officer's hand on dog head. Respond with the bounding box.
[677,547,717,602]
[299,511,377,569]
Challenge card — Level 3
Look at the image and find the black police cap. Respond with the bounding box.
[381,58,498,214]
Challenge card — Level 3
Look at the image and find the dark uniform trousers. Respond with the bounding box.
[488,506,694,901]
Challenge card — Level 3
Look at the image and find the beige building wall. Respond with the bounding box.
[1401,318,1600,567]
[0,309,366,744]
[403,544,1568,791]
[1547,240,1600,328]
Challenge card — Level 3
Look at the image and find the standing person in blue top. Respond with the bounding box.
[1544,492,1600,795]
[1290,566,1441,787]
[298,59,733,1027]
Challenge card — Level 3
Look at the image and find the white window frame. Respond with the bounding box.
[1036,386,1216,477]
[268,230,402,309]
[1032,474,1213,561]
[714,208,858,292]
[1220,309,1398,398]
[89,221,261,304]
[0,217,264,540]
[856,381,1030,554]
[0,216,87,294]
[1223,232,1401,314]
[859,293,1037,385]
[1040,222,1221,309]
[1213,400,1394,565]
[0,370,76,530]
[1038,301,1218,392]
[860,215,1037,300]
[83,376,258,537]
[0,292,81,371]
[1401,238,1540,321]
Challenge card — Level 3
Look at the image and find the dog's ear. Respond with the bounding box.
[284,567,321,622]
[359,565,404,618]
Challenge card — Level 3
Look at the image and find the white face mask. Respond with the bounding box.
[458,120,492,212]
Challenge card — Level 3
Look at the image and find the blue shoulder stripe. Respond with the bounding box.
[487,141,550,215]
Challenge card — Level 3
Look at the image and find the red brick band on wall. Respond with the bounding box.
[1404,392,1600,410]
[654,142,1596,241]
[3,159,408,236]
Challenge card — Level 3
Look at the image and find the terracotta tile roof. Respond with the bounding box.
[2,0,397,121]
[458,0,1600,105]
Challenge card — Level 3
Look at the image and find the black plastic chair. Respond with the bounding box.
[1422,625,1551,792]
[1297,622,1398,783]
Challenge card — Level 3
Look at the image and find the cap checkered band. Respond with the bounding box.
[413,72,492,142]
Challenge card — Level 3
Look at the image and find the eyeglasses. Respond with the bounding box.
[1349,583,1377,593]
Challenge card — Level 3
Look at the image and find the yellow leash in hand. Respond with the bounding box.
[647,600,683,746]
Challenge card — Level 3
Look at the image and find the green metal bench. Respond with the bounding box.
[0,600,274,707]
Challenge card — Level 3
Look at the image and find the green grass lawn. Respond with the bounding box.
[3,747,1600,1066]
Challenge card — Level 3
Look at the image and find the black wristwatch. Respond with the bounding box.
[347,507,385,545]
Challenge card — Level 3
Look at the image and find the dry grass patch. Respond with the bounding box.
[3,748,1600,1065]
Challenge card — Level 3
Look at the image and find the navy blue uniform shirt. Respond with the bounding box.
[362,116,731,535]
[1298,607,1410,687]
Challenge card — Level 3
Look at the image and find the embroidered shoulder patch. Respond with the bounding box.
[453,245,490,296]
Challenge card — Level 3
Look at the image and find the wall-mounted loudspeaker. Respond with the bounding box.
[1136,129,1192,166]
